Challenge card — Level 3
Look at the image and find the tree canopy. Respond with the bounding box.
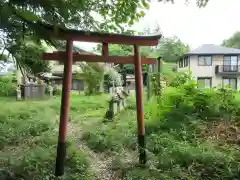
[0,0,210,47]
[155,36,190,62]
[93,34,190,75]
[222,32,240,49]
[157,0,209,7]
[96,35,190,74]
[0,0,151,75]
[95,44,151,74]
[0,0,150,42]
[77,62,105,95]
[0,0,209,76]
[10,41,50,76]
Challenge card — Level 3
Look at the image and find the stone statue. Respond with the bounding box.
[48,83,53,97]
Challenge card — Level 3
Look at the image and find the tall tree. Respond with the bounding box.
[154,36,190,62]
[77,62,105,95]
[95,43,151,74]
[222,32,240,49]
[0,1,151,43]
[0,0,209,75]
[10,41,50,76]
[0,0,209,37]
[0,0,150,76]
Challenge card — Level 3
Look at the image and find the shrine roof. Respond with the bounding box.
[38,23,162,46]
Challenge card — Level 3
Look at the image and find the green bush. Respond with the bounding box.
[168,71,192,87]
[53,87,62,96]
[147,80,240,179]
[81,75,240,179]
[0,75,16,97]
[78,63,104,95]
[157,73,239,120]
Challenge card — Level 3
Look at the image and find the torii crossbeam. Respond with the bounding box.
[40,23,161,176]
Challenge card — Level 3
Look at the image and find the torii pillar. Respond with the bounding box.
[39,23,161,176]
[55,40,73,175]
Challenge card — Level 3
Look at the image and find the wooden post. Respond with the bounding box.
[157,58,161,96]
[146,65,151,101]
[133,45,146,165]
[102,42,109,56]
[101,42,109,92]
[55,40,73,176]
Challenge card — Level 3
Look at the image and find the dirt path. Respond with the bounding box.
[68,120,121,180]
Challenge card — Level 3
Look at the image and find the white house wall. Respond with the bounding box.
[189,55,240,90]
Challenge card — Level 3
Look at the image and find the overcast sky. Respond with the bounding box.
[76,0,240,51]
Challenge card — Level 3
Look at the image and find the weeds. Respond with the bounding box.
[81,73,240,179]
[0,94,108,179]
[1,73,240,179]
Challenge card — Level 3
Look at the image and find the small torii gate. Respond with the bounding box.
[40,23,161,176]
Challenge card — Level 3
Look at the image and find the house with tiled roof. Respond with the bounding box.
[13,41,114,91]
[177,44,240,90]
[43,44,114,90]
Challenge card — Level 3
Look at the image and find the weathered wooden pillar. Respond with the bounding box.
[101,42,109,92]
[55,40,73,176]
[133,45,146,165]
[102,42,109,56]
[146,65,151,101]
[157,57,161,97]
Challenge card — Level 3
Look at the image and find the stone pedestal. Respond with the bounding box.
[105,90,130,120]
[49,85,53,97]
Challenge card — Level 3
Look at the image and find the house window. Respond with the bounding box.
[179,56,189,68]
[198,56,212,66]
[179,59,183,68]
[184,56,189,67]
[222,78,237,89]
[223,56,238,72]
[197,77,212,88]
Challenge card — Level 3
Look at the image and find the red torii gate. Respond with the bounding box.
[40,23,161,176]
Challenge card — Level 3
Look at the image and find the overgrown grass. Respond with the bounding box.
[0,99,57,149]
[2,77,240,179]
[0,94,109,179]
[81,80,240,179]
